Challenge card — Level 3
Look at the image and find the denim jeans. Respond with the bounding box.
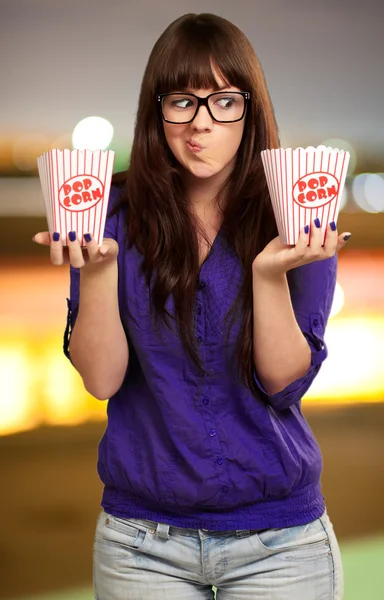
[93,509,343,599]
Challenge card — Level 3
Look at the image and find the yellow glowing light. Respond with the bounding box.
[72,116,114,151]
[0,345,39,435]
[50,133,73,151]
[12,134,50,171]
[43,350,87,426]
[305,316,384,403]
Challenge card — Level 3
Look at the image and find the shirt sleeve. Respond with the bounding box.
[63,185,122,362]
[253,254,337,411]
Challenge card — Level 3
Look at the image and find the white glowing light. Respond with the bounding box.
[352,173,378,213]
[72,116,114,151]
[364,173,384,213]
[320,138,357,176]
[329,282,345,319]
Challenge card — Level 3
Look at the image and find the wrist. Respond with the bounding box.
[80,257,118,280]
[252,259,287,284]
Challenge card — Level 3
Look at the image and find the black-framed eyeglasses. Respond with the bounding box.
[156,91,250,124]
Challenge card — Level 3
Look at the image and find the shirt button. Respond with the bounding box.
[217,457,224,465]
[222,485,229,494]
[198,281,206,290]
[202,397,209,405]
[209,429,216,437]
[196,306,202,315]
[313,318,319,327]
[196,336,203,344]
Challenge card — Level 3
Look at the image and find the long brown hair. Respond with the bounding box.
[113,13,280,393]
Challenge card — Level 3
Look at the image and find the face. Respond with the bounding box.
[162,73,246,184]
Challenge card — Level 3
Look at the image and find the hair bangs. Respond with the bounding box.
[154,21,249,94]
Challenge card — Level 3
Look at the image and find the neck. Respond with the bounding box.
[183,166,231,215]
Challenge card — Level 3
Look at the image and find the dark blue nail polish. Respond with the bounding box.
[304,225,309,234]
[84,233,92,243]
[343,234,351,241]
[53,232,60,242]
[314,218,321,228]
[330,221,337,232]
[69,231,76,242]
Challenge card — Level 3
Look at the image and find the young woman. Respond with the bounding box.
[34,12,348,600]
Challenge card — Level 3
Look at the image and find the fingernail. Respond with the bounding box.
[330,221,337,232]
[53,232,60,242]
[343,234,351,241]
[314,218,321,229]
[69,231,76,242]
[304,225,309,234]
[84,233,92,243]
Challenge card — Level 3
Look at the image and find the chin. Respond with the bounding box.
[186,163,223,180]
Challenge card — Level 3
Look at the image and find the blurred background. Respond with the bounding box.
[1,0,383,598]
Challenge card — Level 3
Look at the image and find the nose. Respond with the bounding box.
[192,104,213,131]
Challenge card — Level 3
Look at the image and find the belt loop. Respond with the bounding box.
[156,522,170,540]
[236,529,251,539]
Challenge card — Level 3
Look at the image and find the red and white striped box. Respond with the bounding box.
[37,149,115,246]
[261,145,350,245]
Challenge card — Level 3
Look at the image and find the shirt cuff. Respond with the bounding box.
[253,312,327,410]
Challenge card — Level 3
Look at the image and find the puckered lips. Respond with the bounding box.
[186,139,205,153]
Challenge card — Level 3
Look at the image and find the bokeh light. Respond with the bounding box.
[364,173,384,213]
[12,134,49,171]
[50,133,73,151]
[329,282,345,318]
[320,138,357,176]
[352,173,379,213]
[72,116,114,151]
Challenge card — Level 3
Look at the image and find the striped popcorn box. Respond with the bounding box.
[261,145,350,245]
[37,149,115,246]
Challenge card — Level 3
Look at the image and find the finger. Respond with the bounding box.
[336,232,352,252]
[307,218,323,258]
[99,238,118,258]
[323,221,339,256]
[83,233,101,262]
[50,232,65,266]
[33,231,51,246]
[67,231,86,268]
[294,225,310,257]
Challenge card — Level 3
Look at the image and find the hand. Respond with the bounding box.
[32,231,119,269]
[252,221,351,279]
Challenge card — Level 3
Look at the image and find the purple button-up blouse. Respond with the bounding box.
[65,186,337,531]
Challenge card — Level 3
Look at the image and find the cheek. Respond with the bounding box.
[218,125,245,160]
[163,124,185,156]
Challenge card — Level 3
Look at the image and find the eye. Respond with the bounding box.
[215,96,237,109]
[172,98,194,109]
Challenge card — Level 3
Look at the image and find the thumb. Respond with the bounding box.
[98,244,111,257]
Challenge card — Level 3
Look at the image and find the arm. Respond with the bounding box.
[252,221,350,410]
[69,259,129,400]
[252,268,311,395]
